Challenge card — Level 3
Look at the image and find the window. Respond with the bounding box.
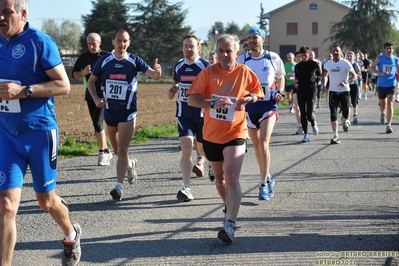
[312,22,318,35]
[312,48,319,58]
[287,23,298,35]
[310,3,317,10]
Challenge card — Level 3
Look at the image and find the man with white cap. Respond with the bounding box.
[237,27,285,201]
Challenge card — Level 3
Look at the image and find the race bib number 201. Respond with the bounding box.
[105,79,128,100]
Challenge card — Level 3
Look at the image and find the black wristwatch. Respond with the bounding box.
[209,100,215,109]
[277,90,285,97]
[25,86,33,98]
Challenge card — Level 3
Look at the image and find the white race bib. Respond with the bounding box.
[260,82,271,101]
[105,79,128,100]
[0,79,21,113]
[209,94,237,122]
[382,64,395,74]
[177,83,190,102]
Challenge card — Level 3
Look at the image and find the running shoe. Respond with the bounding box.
[316,103,321,108]
[110,186,122,201]
[386,126,393,134]
[290,107,295,113]
[192,162,204,177]
[217,220,236,244]
[295,126,303,135]
[353,116,358,125]
[208,165,215,182]
[258,183,269,200]
[396,97,399,103]
[312,123,319,135]
[259,175,275,200]
[302,134,309,142]
[98,151,113,166]
[177,186,194,201]
[127,158,138,185]
[380,113,386,124]
[267,175,275,198]
[364,93,368,100]
[342,118,351,132]
[61,223,82,266]
[330,136,340,144]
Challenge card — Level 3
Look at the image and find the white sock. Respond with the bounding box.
[64,227,76,242]
[196,156,204,164]
[116,182,123,190]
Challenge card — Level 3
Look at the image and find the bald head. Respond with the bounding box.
[86,33,102,54]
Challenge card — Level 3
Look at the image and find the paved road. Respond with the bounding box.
[13,93,399,265]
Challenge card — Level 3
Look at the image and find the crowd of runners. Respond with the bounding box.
[1,0,398,264]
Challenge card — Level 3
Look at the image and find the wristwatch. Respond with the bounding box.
[277,90,285,97]
[25,86,33,98]
[209,100,215,109]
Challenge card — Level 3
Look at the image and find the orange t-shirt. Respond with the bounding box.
[188,63,264,144]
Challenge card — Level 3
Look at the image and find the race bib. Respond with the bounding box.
[382,64,395,74]
[260,82,271,101]
[105,79,128,100]
[209,94,237,122]
[177,83,190,102]
[0,79,21,113]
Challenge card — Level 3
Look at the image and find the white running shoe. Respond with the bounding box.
[192,162,205,177]
[98,151,113,166]
[127,158,138,185]
[177,186,194,201]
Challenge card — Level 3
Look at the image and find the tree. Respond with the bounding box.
[257,3,268,34]
[42,19,81,51]
[59,21,82,51]
[327,0,398,58]
[129,0,190,64]
[208,21,225,39]
[81,0,131,52]
[225,22,241,36]
[42,19,60,42]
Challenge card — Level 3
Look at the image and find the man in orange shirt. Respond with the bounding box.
[188,34,264,244]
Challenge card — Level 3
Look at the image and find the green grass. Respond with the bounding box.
[395,106,399,119]
[58,123,177,159]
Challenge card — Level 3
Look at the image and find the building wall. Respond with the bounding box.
[269,0,349,60]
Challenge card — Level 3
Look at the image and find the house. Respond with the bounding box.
[264,0,350,60]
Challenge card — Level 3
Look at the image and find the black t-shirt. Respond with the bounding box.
[72,50,109,99]
[362,59,370,70]
[294,60,321,90]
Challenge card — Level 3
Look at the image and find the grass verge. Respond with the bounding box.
[58,123,177,159]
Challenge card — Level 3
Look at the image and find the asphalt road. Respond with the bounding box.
[13,93,399,266]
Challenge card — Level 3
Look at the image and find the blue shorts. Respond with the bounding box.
[0,128,58,193]
[105,109,137,127]
[177,117,203,142]
[246,110,279,129]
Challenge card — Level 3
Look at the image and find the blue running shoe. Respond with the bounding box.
[259,175,275,200]
[267,175,275,198]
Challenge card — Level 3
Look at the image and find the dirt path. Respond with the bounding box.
[55,83,176,143]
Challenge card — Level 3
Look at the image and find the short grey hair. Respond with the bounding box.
[87,32,101,42]
[216,34,240,52]
[15,0,28,13]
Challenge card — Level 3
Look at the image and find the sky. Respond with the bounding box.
[29,0,399,41]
